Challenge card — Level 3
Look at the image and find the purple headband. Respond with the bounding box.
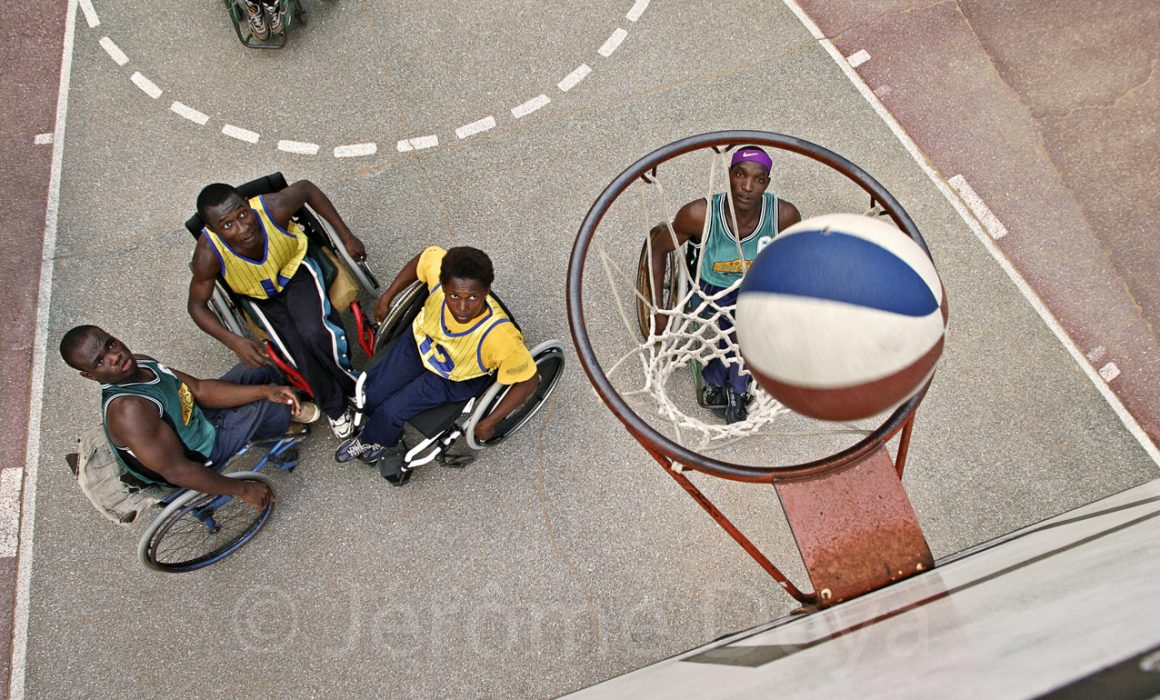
[730,147,773,173]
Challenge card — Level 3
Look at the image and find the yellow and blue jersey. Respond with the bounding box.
[411,247,536,384]
[201,195,308,299]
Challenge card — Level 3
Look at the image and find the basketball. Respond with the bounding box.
[736,213,947,421]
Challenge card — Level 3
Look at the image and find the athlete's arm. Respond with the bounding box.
[778,199,802,232]
[647,199,705,333]
[372,251,422,323]
[473,374,539,442]
[169,366,299,413]
[106,396,273,507]
[266,180,366,262]
[187,239,271,368]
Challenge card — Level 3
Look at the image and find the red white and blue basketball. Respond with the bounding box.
[736,213,947,421]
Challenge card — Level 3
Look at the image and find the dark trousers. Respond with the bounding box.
[204,365,292,466]
[253,256,356,419]
[360,335,490,448]
[699,283,751,395]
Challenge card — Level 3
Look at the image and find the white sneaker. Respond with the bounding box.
[293,401,321,424]
[329,407,356,439]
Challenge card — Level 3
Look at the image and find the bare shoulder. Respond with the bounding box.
[778,198,802,230]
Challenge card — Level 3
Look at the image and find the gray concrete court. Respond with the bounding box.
[19,1,1158,698]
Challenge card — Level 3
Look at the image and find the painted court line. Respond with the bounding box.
[0,469,22,558]
[949,174,1009,239]
[512,94,550,118]
[77,0,99,27]
[598,28,628,57]
[222,124,260,143]
[558,64,592,92]
[278,139,320,155]
[170,101,209,125]
[396,135,439,152]
[456,116,496,139]
[626,0,650,22]
[334,142,377,158]
[779,0,1159,467]
[34,133,54,145]
[98,36,128,66]
[846,49,871,68]
[129,72,161,99]
[11,0,80,696]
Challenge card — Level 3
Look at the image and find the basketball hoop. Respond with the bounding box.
[567,131,940,606]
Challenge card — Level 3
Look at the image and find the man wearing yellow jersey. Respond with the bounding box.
[336,246,539,476]
[188,180,366,438]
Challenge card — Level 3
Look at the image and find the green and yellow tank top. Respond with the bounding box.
[201,195,308,300]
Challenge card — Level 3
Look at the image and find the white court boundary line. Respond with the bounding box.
[780,0,1159,466]
[10,0,78,693]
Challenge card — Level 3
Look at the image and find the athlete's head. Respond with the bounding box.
[728,146,772,209]
[198,183,258,247]
[60,325,139,383]
[440,247,494,324]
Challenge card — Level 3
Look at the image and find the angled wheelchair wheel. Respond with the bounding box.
[314,212,380,296]
[635,240,686,339]
[465,340,566,450]
[209,282,247,337]
[373,280,428,356]
[137,472,274,573]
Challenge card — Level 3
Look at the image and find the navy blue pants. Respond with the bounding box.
[359,336,490,448]
[699,283,751,395]
[204,365,292,466]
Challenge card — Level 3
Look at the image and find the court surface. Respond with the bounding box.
[7,1,1159,698]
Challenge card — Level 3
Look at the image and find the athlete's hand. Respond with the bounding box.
[474,419,496,443]
[231,337,272,367]
[264,385,300,413]
[238,480,274,508]
[343,235,367,264]
[373,292,396,324]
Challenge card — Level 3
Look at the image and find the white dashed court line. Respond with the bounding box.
[34,133,54,145]
[129,72,161,99]
[0,469,22,558]
[558,64,591,92]
[278,139,320,155]
[170,101,209,125]
[222,124,260,143]
[511,94,550,118]
[97,36,127,65]
[949,174,1009,239]
[847,49,871,68]
[396,135,439,152]
[456,116,496,139]
[334,142,378,158]
[626,0,650,22]
[78,0,99,27]
[598,28,628,57]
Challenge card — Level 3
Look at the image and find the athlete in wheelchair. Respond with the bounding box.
[186,173,380,439]
[61,325,317,572]
[337,246,565,486]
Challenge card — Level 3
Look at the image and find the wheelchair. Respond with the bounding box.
[224,0,305,49]
[67,426,310,573]
[355,280,566,486]
[185,172,381,397]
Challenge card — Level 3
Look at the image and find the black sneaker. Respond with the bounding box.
[702,383,727,408]
[723,387,749,424]
[335,437,385,464]
[378,444,408,482]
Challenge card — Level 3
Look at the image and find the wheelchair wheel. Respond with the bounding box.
[635,240,686,339]
[315,214,380,296]
[209,282,247,337]
[373,280,428,356]
[137,472,274,573]
[465,340,566,450]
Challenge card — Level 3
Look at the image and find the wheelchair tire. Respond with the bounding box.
[137,472,274,573]
[209,283,248,337]
[464,340,566,450]
[315,212,380,296]
[373,280,428,356]
[635,240,686,339]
